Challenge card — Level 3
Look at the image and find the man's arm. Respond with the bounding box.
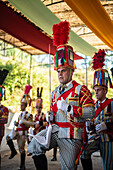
[0,107,9,124]
[72,85,95,119]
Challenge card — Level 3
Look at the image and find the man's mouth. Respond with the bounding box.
[59,77,63,79]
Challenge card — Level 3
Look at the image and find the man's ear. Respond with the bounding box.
[71,69,74,77]
[104,88,107,95]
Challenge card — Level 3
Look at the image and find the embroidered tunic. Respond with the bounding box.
[0,105,9,138]
[52,80,95,140]
[34,112,47,134]
[94,99,113,142]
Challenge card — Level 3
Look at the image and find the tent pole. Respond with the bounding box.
[30,54,32,113]
[85,56,88,87]
[49,44,51,110]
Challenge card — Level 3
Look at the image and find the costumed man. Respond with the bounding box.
[27,87,48,157]
[81,49,113,170]
[0,69,9,168]
[6,85,34,170]
[28,20,95,170]
[34,87,48,135]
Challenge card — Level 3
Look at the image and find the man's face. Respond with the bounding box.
[36,107,42,114]
[21,102,26,111]
[57,67,73,84]
[94,86,107,101]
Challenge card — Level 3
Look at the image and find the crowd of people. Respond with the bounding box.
[0,21,113,170]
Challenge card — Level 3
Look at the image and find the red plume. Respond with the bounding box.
[52,20,70,46]
[92,49,106,70]
[59,20,70,45]
[24,85,32,94]
[52,24,60,46]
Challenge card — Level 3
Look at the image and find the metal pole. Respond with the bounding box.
[30,54,32,113]
[49,44,51,109]
[85,56,88,87]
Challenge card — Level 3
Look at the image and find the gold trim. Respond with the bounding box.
[2,115,8,118]
[82,103,95,108]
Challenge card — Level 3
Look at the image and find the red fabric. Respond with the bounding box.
[73,85,94,117]
[55,122,84,128]
[73,106,82,117]
[94,99,113,118]
[0,124,4,127]
[80,85,94,106]
[0,1,56,55]
[0,105,9,125]
[16,124,29,131]
[74,53,84,60]
[56,121,84,138]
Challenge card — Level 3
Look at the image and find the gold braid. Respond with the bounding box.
[80,86,93,106]
[59,109,84,128]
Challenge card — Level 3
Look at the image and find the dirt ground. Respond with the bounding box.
[1,149,103,170]
[0,127,103,170]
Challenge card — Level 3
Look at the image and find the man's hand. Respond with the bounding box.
[14,121,18,126]
[57,97,69,112]
[35,123,40,128]
[96,122,107,132]
[86,120,95,133]
[46,111,54,123]
[86,120,91,133]
[19,119,24,125]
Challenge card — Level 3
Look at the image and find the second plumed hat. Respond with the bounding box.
[92,49,112,89]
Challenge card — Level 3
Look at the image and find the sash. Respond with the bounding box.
[94,99,113,118]
[0,106,5,117]
[56,122,84,128]
[16,124,29,131]
[52,82,79,113]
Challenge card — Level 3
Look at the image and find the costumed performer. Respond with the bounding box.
[6,84,34,170]
[28,20,95,170]
[81,49,113,170]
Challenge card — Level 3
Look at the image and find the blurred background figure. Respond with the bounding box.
[33,87,48,135]
[6,85,34,170]
[0,69,9,169]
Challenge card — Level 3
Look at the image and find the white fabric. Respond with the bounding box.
[57,97,69,112]
[28,127,33,141]
[36,121,39,124]
[8,127,16,139]
[28,125,52,148]
[86,120,91,133]
[19,119,23,125]
[97,98,106,107]
[46,111,53,122]
[96,122,107,132]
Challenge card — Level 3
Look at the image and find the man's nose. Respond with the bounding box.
[59,71,62,75]
[95,90,98,94]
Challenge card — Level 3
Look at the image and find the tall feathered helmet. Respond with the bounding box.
[92,49,112,89]
[52,20,76,71]
[0,69,9,101]
[21,85,32,106]
[36,87,43,109]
